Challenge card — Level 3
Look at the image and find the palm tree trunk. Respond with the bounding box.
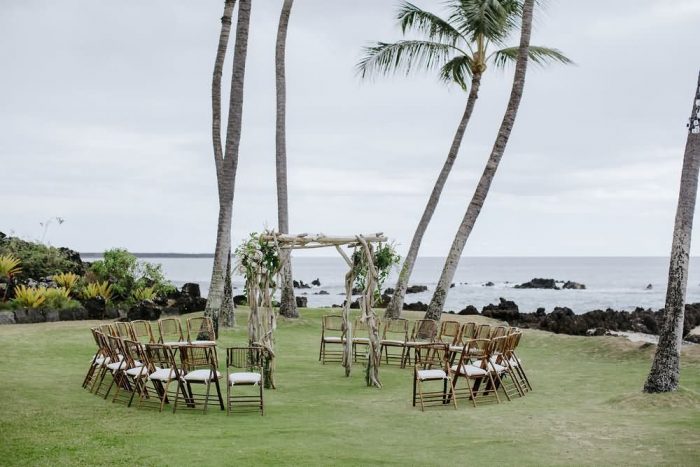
[385,72,483,319]
[205,0,252,336]
[424,0,535,321]
[276,0,298,319]
[644,71,700,393]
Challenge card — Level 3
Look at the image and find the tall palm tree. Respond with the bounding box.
[644,71,700,393]
[276,0,299,318]
[358,0,570,318]
[425,0,538,320]
[204,0,252,336]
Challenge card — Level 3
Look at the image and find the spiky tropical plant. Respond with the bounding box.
[132,286,157,301]
[13,285,46,309]
[53,272,79,294]
[84,281,113,302]
[0,254,22,301]
[358,0,571,318]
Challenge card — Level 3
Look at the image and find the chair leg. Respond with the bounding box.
[215,378,224,411]
[259,384,264,416]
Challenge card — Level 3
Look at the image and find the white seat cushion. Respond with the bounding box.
[149,368,177,381]
[323,336,345,343]
[126,365,155,377]
[93,356,110,366]
[352,337,369,343]
[380,339,405,345]
[417,369,447,380]
[451,364,487,377]
[489,362,508,374]
[163,341,185,347]
[229,372,262,385]
[108,360,142,371]
[449,344,464,352]
[190,340,216,346]
[183,369,221,382]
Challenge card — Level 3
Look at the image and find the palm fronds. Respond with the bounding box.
[490,45,573,69]
[439,55,474,90]
[357,40,457,78]
[397,2,464,45]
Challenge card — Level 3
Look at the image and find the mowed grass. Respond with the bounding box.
[1,309,699,466]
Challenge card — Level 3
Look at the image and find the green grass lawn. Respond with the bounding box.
[1,309,699,466]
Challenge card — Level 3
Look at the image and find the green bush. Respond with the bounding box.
[44,287,82,310]
[0,234,83,280]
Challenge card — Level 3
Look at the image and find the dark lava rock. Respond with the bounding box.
[13,308,45,324]
[536,307,546,317]
[127,300,163,321]
[293,280,311,289]
[311,278,321,287]
[233,295,248,306]
[562,281,586,290]
[377,294,391,308]
[482,298,520,322]
[483,282,495,287]
[352,287,363,295]
[57,247,85,275]
[181,283,201,299]
[403,301,428,311]
[458,305,479,315]
[315,290,329,295]
[384,288,395,295]
[83,297,106,319]
[539,307,583,334]
[515,278,559,290]
[685,334,700,344]
[0,311,15,324]
[450,283,455,288]
[406,285,428,294]
[646,284,653,290]
[295,296,308,308]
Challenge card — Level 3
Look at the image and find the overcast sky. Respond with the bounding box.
[1,0,699,256]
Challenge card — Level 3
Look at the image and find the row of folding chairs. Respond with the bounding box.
[413,329,532,411]
[82,319,264,415]
[97,316,216,346]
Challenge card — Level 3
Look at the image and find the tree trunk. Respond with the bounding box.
[204,0,252,336]
[275,0,298,319]
[385,73,482,319]
[644,71,700,393]
[222,247,235,328]
[425,0,535,321]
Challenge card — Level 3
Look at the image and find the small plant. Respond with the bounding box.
[132,286,157,301]
[84,281,113,302]
[53,272,79,293]
[13,285,46,309]
[44,287,80,310]
[352,242,400,304]
[0,254,22,279]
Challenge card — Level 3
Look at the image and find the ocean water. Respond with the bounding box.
[136,256,700,314]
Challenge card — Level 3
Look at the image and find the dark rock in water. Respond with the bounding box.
[84,297,106,319]
[384,288,395,295]
[403,301,428,311]
[458,305,479,316]
[646,284,653,290]
[128,300,162,321]
[295,296,308,308]
[685,334,700,344]
[515,278,559,290]
[562,281,586,290]
[233,295,247,306]
[536,307,546,317]
[377,294,391,308]
[293,280,311,289]
[482,298,520,322]
[483,282,495,287]
[450,283,455,288]
[406,285,428,294]
[350,299,360,309]
[311,278,321,287]
[315,290,329,295]
[181,283,201,299]
[0,311,16,325]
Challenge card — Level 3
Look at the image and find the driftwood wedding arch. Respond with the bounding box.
[238,232,388,388]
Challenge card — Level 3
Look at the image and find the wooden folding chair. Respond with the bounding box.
[451,338,500,407]
[174,344,224,413]
[187,316,216,344]
[475,324,491,339]
[226,346,264,415]
[490,325,508,339]
[506,331,532,392]
[319,315,345,364]
[83,328,108,390]
[447,321,475,364]
[352,317,370,362]
[109,336,144,405]
[98,323,117,337]
[379,318,408,367]
[144,343,181,412]
[99,335,135,402]
[412,342,457,412]
[114,321,133,340]
[403,319,438,368]
[131,320,155,344]
[487,335,523,400]
[120,339,152,406]
[158,317,184,345]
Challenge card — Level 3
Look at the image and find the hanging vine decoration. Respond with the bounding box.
[234,231,281,389]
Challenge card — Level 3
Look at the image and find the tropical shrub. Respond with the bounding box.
[89,249,174,301]
[352,243,400,302]
[132,286,157,301]
[44,287,82,310]
[0,254,22,280]
[53,272,79,293]
[13,285,46,309]
[0,235,83,279]
[84,281,113,302]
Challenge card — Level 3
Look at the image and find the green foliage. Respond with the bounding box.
[83,281,113,302]
[13,285,46,308]
[352,242,401,301]
[43,287,81,310]
[235,233,281,294]
[0,236,82,280]
[53,272,79,293]
[88,249,173,302]
[132,286,157,301]
[0,254,22,280]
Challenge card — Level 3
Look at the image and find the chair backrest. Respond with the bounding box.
[105,334,125,363]
[490,325,508,339]
[145,343,177,372]
[415,342,449,371]
[93,330,111,359]
[131,320,155,344]
[179,344,217,373]
[114,321,134,340]
[158,317,184,344]
[508,331,522,354]
[438,320,461,344]
[460,322,477,341]
[490,335,508,360]
[122,339,152,376]
[411,319,437,341]
[322,315,345,340]
[382,318,408,341]
[99,323,117,337]
[226,346,263,371]
[455,338,490,369]
[475,324,491,339]
[187,316,215,342]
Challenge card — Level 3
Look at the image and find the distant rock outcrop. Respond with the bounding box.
[406,285,428,294]
[514,278,559,289]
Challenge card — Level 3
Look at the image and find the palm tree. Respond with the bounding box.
[358,0,570,318]
[644,71,700,393]
[276,0,299,318]
[425,0,538,320]
[204,0,252,336]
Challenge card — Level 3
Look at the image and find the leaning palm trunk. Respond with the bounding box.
[205,0,251,336]
[385,73,482,318]
[425,0,535,321]
[644,71,700,393]
[275,0,298,318]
